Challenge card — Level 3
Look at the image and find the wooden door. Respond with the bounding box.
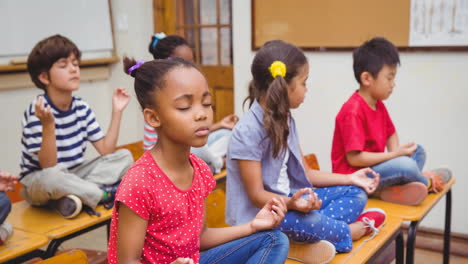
[153,0,234,122]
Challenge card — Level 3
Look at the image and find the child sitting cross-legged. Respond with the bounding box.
[107,57,290,264]
[331,37,452,206]
[20,35,133,218]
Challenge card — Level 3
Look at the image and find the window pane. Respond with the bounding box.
[200,0,217,25]
[220,0,231,25]
[200,28,217,65]
[220,27,231,65]
[176,0,195,26]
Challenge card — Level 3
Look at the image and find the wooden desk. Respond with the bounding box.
[7,201,112,258]
[35,249,89,264]
[367,178,455,264]
[284,215,404,264]
[0,228,48,264]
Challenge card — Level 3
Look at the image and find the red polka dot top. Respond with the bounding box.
[107,151,215,264]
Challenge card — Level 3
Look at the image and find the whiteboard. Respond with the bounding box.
[0,0,114,64]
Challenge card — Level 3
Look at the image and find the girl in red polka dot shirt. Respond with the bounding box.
[107,57,290,264]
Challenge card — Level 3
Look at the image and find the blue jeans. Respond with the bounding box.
[372,145,428,191]
[0,192,11,224]
[278,186,367,252]
[199,230,289,264]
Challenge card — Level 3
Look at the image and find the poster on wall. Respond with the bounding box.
[410,0,468,46]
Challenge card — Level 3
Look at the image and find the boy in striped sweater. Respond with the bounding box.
[19,35,133,218]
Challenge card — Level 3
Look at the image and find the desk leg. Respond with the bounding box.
[444,189,452,264]
[395,230,404,264]
[107,221,111,241]
[45,239,62,258]
[406,220,420,264]
[44,220,111,258]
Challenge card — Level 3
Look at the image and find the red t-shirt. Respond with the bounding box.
[331,92,396,174]
[107,151,216,264]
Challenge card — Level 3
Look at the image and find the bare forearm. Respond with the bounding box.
[209,122,222,132]
[248,188,290,210]
[38,123,57,168]
[346,151,399,167]
[306,169,353,187]
[200,223,255,250]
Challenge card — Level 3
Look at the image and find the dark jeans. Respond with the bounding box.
[0,192,11,224]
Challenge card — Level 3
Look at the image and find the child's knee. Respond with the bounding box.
[0,192,11,214]
[268,230,289,246]
[395,156,420,175]
[348,186,368,202]
[415,144,425,154]
[40,166,66,182]
[111,149,134,163]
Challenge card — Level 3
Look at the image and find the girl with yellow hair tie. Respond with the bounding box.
[226,40,385,264]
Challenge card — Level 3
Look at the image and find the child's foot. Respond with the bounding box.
[0,221,13,245]
[357,208,386,240]
[423,168,452,193]
[100,180,121,209]
[380,182,428,205]
[52,194,82,219]
[288,240,336,264]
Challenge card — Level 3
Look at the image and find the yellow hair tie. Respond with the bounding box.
[269,61,287,78]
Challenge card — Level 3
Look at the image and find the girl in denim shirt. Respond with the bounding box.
[226,40,385,264]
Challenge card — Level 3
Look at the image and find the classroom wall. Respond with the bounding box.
[0,0,153,174]
[233,0,468,234]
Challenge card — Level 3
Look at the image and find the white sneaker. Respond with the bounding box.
[288,240,336,264]
[0,221,13,245]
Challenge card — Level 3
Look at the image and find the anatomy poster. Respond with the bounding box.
[410,0,468,46]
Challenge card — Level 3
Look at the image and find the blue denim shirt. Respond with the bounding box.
[226,101,312,225]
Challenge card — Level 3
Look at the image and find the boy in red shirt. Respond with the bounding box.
[331,37,451,205]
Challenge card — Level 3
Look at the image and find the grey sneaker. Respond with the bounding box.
[431,168,452,183]
[53,194,82,219]
[423,168,453,192]
[0,221,13,245]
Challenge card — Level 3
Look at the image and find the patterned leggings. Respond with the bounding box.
[278,185,367,252]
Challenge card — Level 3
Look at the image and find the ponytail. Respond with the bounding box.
[247,40,308,158]
[264,77,290,158]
